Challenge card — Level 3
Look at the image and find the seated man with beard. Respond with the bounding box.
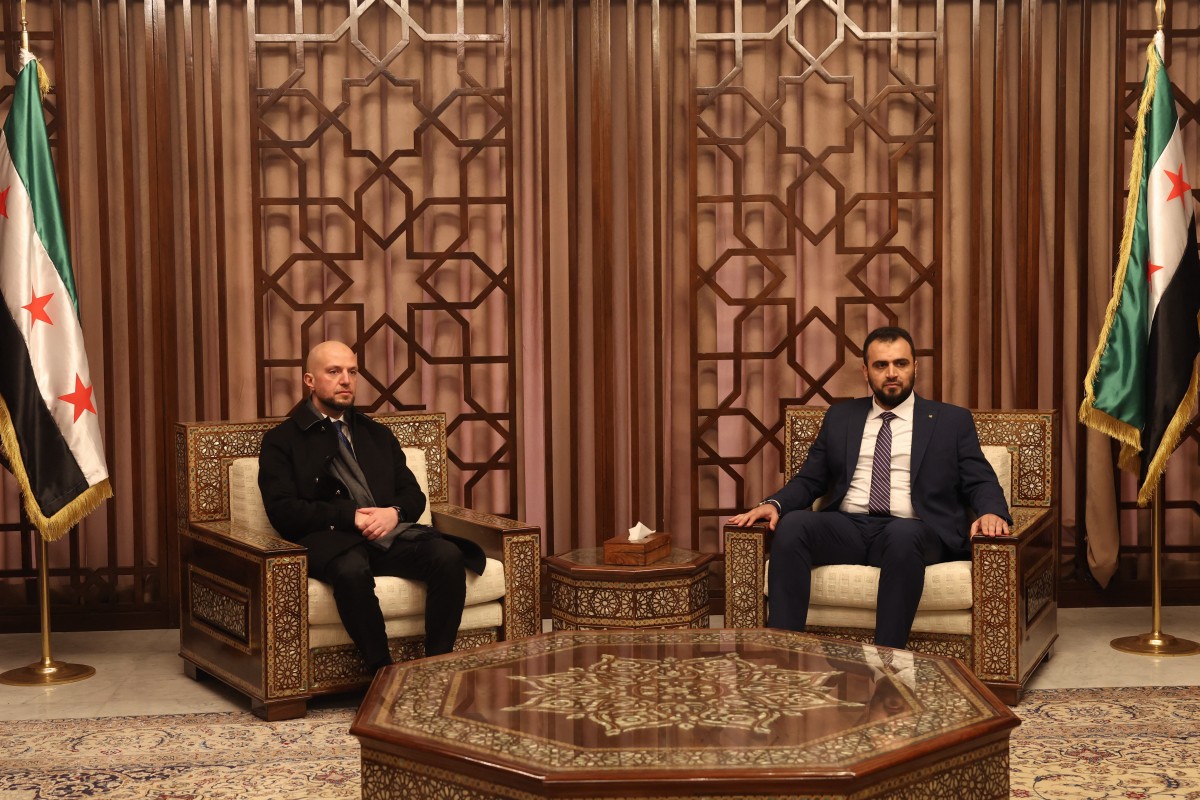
[729,326,1011,649]
[257,341,485,671]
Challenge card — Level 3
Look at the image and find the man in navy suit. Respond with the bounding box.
[729,326,1010,648]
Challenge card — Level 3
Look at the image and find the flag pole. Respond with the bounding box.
[0,537,95,685]
[0,0,95,687]
[1111,476,1200,656]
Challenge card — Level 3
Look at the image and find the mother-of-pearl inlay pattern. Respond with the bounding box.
[504,652,863,735]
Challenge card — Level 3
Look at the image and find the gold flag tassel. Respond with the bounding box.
[1077,40,1159,469]
[34,59,51,99]
[0,398,112,543]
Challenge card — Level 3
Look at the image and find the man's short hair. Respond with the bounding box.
[862,326,915,364]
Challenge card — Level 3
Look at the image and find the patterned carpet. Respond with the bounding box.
[1010,686,1200,799]
[0,686,1197,799]
[0,709,360,799]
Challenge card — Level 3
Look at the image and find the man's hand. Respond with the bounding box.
[355,506,400,540]
[970,513,1010,538]
[729,503,780,531]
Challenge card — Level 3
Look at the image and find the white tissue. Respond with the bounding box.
[628,522,655,542]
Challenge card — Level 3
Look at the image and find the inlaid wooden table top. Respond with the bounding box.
[351,628,1019,798]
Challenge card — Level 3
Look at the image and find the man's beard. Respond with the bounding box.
[872,383,913,408]
[317,391,354,411]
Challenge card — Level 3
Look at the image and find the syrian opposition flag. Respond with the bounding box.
[0,51,111,540]
[1080,31,1200,507]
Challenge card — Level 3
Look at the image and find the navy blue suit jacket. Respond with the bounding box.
[767,395,1010,554]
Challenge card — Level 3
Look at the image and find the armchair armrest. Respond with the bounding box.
[969,506,1053,547]
[431,503,542,640]
[723,523,772,628]
[968,505,1057,699]
[188,519,307,557]
[179,521,310,716]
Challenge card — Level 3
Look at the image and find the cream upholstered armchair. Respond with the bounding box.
[724,408,1059,704]
[176,413,541,720]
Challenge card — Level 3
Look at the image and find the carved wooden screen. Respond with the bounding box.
[692,0,942,544]
[249,0,517,514]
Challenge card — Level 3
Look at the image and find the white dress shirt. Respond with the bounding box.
[839,392,916,518]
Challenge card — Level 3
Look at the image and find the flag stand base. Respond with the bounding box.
[0,537,95,686]
[1109,480,1200,658]
[1111,632,1200,657]
[0,659,94,686]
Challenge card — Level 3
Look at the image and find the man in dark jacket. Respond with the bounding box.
[729,326,1010,649]
[258,341,484,671]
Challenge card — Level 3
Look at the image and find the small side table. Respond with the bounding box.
[545,548,715,630]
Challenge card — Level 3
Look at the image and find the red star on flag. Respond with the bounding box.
[22,289,54,326]
[1165,163,1192,208]
[59,376,97,422]
[0,185,8,218]
[1148,262,1164,281]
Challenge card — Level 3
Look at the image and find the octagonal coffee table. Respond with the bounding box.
[351,628,1018,799]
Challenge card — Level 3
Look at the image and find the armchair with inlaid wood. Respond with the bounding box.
[723,408,1059,704]
[175,413,541,720]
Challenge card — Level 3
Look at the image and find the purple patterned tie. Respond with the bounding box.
[868,411,897,516]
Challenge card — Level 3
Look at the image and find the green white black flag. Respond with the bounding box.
[0,50,111,539]
[1080,31,1200,506]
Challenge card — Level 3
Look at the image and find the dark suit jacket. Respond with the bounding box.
[768,395,1010,554]
[258,402,484,575]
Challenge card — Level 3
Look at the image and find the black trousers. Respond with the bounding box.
[310,531,467,670]
[766,510,949,649]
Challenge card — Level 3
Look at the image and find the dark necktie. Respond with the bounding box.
[868,411,897,516]
[334,419,356,460]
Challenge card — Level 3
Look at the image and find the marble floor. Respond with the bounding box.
[0,606,1197,721]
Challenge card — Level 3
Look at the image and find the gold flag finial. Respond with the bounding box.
[17,0,52,99]
[1156,0,1166,30]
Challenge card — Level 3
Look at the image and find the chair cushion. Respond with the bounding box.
[307,558,507,625]
[309,601,505,649]
[981,445,1012,509]
[229,458,276,536]
[807,606,972,635]
[764,560,973,611]
[229,451,433,533]
[400,448,434,526]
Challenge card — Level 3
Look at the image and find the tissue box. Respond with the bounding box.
[603,531,670,566]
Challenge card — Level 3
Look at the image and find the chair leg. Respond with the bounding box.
[182,661,208,682]
[251,695,309,721]
[983,681,1022,706]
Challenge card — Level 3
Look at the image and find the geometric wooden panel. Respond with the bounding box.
[250,0,516,514]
